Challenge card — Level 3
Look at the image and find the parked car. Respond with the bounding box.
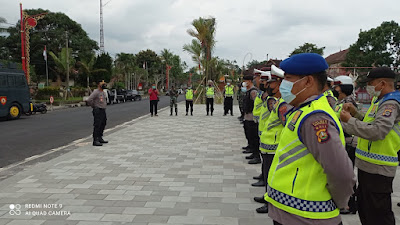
[131,90,142,101]
[115,89,126,103]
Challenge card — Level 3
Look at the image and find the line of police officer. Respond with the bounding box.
[239,53,399,225]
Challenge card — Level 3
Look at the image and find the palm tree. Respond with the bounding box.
[49,48,75,87]
[187,17,217,83]
[114,53,136,89]
[183,39,202,67]
[77,53,106,88]
[160,49,174,87]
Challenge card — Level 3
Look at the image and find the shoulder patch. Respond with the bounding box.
[382,104,396,117]
[278,105,288,124]
[288,110,303,131]
[312,119,330,143]
[267,98,277,111]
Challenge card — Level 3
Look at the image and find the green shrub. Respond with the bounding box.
[36,87,60,99]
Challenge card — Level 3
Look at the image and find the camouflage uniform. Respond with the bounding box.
[169,89,179,116]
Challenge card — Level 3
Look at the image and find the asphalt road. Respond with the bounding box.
[0,95,180,168]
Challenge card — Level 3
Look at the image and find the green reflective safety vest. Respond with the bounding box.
[186,89,194,100]
[356,91,400,167]
[206,87,214,98]
[260,98,285,153]
[252,91,264,122]
[324,90,337,101]
[265,95,345,219]
[225,85,234,97]
[258,96,276,136]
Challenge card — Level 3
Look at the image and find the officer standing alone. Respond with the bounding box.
[205,80,215,116]
[340,67,400,225]
[86,80,109,147]
[185,86,194,116]
[223,80,234,116]
[265,53,355,225]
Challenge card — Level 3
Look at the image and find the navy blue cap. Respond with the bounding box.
[366,67,396,81]
[280,53,329,75]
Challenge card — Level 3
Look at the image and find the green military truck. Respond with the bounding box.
[0,68,31,120]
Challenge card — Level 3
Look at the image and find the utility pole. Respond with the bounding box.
[100,0,104,53]
[65,31,69,100]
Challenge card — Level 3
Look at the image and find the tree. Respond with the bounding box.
[135,49,162,87]
[3,9,98,83]
[114,53,136,89]
[77,53,106,87]
[290,43,325,56]
[344,21,400,68]
[93,53,112,83]
[0,17,7,33]
[48,48,75,86]
[183,39,202,69]
[186,17,217,83]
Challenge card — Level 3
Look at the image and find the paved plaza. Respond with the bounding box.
[0,103,399,225]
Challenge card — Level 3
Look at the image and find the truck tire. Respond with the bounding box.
[8,103,21,120]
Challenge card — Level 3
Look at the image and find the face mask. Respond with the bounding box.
[259,83,266,92]
[152,86,156,89]
[366,81,382,97]
[332,89,340,98]
[241,87,247,92]
[266,86,275,96]
[188,87,192,89]
[101,84,106,89]
[227,83,230,86]
[279,77,307,104]
[208,84,212,87]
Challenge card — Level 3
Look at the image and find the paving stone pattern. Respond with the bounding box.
[0,104,399,225]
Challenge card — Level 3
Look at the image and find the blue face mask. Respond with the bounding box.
[152,86,156,89]
[279,77,307,104]
[241,87,247,92]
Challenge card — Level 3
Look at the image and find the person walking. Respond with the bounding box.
[223,80,234,116]
[265,53,355,225]
[340,67,400,225]
[148,84,159,117]
[86,80,109,146]
[185,86,194,116]
[205,80,215,116]
[169,86,179,116]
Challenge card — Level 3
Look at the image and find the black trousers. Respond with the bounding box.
[244,120,260,158]
[357,169,395,225]
[206,98,214,114]
[261,153,274,191]
[224,97,233,115]
[273,222,343,225]
[186,100,193,113]
[150,100,158,115]
[92,108,107,139]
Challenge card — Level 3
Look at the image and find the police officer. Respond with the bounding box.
[254,65,292,213]
[332,75,359,215]
[86,80,109,146]
[185,86,194,116]
[205,80,215,116]
[223,80,234,116]
[237,82,245,122]
[169,86,179,116]
[242,75,261,164]
[323,76,337,108]
[340,67,400,225]
[265,53,355,225]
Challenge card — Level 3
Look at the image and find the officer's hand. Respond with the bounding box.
[342,103,357,116]
[340,110,352,123]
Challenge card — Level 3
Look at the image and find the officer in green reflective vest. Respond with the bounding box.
[340,67,400,225]
[223,80,234,116]
[205,80,215,116]
[323,76,337,109]
[265,53,355,225]
[185,86,194,116]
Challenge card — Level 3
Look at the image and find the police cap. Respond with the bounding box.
[280,53,329,76]
[243,75,254,81]
[366,67,396,81]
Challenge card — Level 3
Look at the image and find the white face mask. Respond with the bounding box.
[366,81,382,97]
[279,77,308,104]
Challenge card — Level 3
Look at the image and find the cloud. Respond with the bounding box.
[0,0,399,69]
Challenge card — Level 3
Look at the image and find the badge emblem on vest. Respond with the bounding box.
[312,120,330,143]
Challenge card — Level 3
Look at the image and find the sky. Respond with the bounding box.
[0,0,399,69]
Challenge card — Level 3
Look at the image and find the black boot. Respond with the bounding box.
[253,174,263,180]
[99,137,108,144]
[256,204,268,213]
[245,154,255,160]
[251,179,265,187]
[242,146,250,150]
[242,149,252,154]
[248,157,262,164]
[254,196,267,203]
[175,109,178,116]
[191,112,193,116]
[93,138,102,146]
[170,108,173,116]
[186,112,188,116]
